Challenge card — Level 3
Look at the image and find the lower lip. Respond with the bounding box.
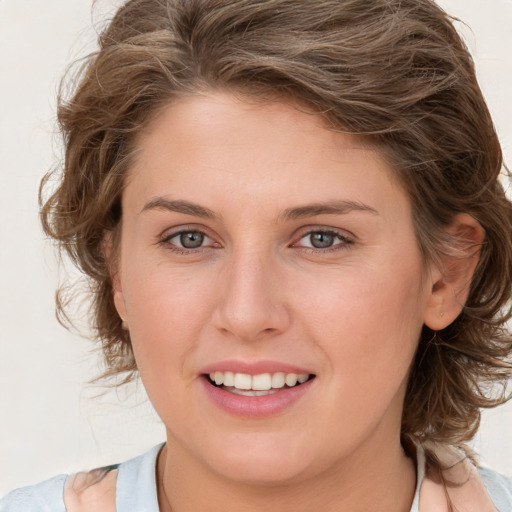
[201,377,314,418]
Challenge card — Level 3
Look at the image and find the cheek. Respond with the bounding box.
[119,262,216,379]
[295,258,427,382]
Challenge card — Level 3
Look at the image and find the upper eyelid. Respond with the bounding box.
[293,225,356,241]
[159,224,213,240]
[302,228,350,238]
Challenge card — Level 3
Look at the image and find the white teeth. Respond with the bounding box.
[229,388,279,397]
[285,373,298,387]
[271,372,285,389]
[208,371,311,391]
[252,373,272,391]
[223,371,235,387]
[298,374,309,384]
[234,373,252,390]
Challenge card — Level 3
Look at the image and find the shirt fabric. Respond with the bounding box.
[1,443,512,511]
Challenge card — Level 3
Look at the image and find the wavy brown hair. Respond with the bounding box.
[41,0,512,454]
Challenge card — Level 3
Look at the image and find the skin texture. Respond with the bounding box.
[111,93,482,512]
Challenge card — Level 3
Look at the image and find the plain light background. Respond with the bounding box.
[0,0,511,496]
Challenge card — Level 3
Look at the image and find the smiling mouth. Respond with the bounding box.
[205,371,315,396]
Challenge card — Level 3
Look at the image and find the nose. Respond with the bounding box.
[212,248,291,342]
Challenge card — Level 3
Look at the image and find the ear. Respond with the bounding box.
[423,214,485,331]
[103,230,128,327]
[112,272,128,328]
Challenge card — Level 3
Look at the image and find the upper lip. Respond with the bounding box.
[199,359,313,376]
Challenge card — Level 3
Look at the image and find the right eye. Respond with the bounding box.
[161,230,217,252]
[175,231,206,249]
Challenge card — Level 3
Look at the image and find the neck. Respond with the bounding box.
[156,431,416,512]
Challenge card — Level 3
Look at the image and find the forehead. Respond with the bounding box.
[131,93,388,171]
[126,92,410,224]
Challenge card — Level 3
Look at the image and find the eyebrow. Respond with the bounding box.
[279,200,379,221]
[141,198,218,219]
[140,197,378,221]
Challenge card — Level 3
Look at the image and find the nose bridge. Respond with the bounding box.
[214,245,289,340]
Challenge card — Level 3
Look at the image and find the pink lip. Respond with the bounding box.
[200,359,312,376]
[200,375,315,419]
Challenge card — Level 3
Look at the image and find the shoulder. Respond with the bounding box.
[0,467,120,512]
[0,469,118,512]
[64,467,118,512]
[478,466,512,511]
[415,442,512,512]
[0,474,68,512]
[0,444,163,512]
[64,444,162,512]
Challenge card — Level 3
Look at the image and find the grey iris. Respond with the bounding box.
[310,232,334,248]
[180,232,204,248]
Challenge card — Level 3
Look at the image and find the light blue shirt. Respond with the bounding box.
[2,443,511,511]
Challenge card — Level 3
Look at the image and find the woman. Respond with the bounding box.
[2,0,512,510]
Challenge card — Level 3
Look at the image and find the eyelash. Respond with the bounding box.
[159,228,354,254]
[291,229,354,253]
[159,229,218,254]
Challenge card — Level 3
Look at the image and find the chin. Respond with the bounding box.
[210,457,309,486]
[198,434,321,486]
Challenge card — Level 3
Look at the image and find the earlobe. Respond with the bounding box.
[112,267,129,329]
[103,230,128,328]
[423,214,485,331]
[113,287,129,330]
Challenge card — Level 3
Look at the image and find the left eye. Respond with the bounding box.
[296,231,350,249]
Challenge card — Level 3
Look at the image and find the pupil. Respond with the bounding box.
[180,232,204,248]
[311,232,334,248]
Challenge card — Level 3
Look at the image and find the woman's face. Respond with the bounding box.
[113,92,438,484]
